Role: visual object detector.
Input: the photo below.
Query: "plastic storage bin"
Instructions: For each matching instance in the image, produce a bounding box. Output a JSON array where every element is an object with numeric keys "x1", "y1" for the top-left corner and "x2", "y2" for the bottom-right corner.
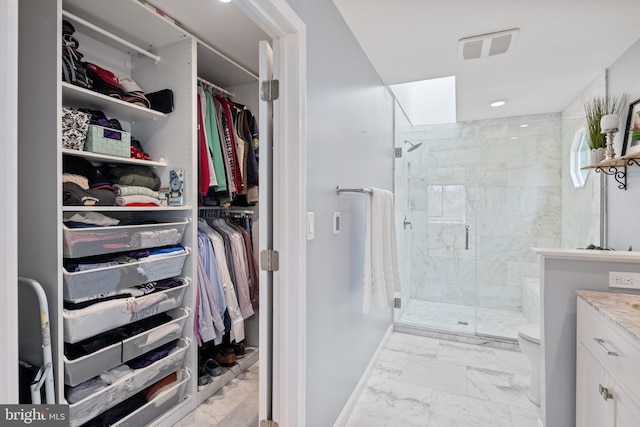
[
  {"x1": 112, "y1": 369, "x2": 190, "y2": 427},
  {"x1": 84, "y1": 124, "x2": 131, "y2": 157},
  {"x1": 63, "y1": 281, "x2": 188, "y2": 344},
  {"x1": 68, "y1": 339, "x2": 189, "y2": 427},
  {"x1": 63, "y1": 248, "x2": 190, "y2": 301},
  {"x1": 64, "y1": 307, "x2": 189, "y2": 386},
  {"x1": 63, "y1": 220, "x2": 189, "y2": 258}
]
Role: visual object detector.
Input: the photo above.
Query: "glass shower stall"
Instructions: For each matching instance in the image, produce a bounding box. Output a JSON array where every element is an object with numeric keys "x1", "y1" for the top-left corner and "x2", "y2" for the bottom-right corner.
[{"x1": 394, "y1": 113, "x2": 562, "y2": 340}]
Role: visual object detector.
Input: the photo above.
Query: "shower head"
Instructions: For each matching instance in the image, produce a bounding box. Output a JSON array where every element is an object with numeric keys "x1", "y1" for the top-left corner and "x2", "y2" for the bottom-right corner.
[{"x1": 404, "y1": 140, "x2": 422, "y2": 152}]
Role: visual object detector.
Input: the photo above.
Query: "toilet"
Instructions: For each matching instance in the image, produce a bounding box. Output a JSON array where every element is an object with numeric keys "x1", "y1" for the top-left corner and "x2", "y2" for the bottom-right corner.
[{"x1": 517, "y1": 323, "x2": 541, "y2": 406}]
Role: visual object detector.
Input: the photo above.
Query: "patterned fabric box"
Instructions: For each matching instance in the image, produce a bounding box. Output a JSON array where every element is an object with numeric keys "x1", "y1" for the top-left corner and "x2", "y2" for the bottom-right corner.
[
  {"x1": 84, "y1": 124, "x2": 131, "y2": 157},
  {"x1": 62, "y1": 107, "x2": 91, "y2": 150}
]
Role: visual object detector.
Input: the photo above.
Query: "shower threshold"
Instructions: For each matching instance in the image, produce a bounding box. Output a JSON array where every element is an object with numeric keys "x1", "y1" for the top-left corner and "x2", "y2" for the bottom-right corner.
[
  {"x1": 393, "y1": 322, "x2": 520, "y2": 351},
  {"x1": 394, "y1": 299, "x2": 527, "y2": 350}
]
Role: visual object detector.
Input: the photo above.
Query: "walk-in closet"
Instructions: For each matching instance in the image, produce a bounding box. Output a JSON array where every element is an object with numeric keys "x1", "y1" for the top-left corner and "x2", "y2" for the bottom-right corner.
[{"x1": 16, "y1": 0, "x2": 306, "y2": 425}]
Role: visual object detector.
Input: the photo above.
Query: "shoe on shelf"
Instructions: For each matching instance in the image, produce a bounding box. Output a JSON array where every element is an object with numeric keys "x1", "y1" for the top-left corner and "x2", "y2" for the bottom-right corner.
[
  {"x1": 198, "y1": 365, "x2": 210, "y2": 386},
  {"x1": 204, "y1": 358, "x2": 222, "y2": 377},
  {"x1": 234, "y1": 342, "x2": 245, "y2": 359},
  {"x1": 213, "y1": 347, "x2": 236, "y2": 367}
]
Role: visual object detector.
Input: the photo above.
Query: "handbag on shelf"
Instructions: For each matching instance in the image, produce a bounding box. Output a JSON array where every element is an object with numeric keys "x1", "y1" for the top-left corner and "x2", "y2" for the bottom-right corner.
[{"x1": 146, "y1": 89, "x2": 174, "y2": 113}]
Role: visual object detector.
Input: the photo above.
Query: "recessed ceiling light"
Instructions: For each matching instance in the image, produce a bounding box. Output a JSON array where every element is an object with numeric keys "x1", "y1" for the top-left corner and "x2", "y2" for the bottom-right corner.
[
  {"x1": 219, "y1": 0, "x2": 231, "y2": 3},
  {"x1": 510, "y1": 136, "x2": 518, "y2": 140},
  {"x1": 520, "y1": 124, "x2": 529, "y2": 128},
  {"x1": 490, "y1": 99, "x2": 508, "y2": 107}
]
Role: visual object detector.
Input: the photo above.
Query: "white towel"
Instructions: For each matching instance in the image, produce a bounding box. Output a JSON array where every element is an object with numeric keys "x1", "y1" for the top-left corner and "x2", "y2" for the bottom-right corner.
[{"x1": 363, "y1": 188, "x2": 401, "y2": 312}]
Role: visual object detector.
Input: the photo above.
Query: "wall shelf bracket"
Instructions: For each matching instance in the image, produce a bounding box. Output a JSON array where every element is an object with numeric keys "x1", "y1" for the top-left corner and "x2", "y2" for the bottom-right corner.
[{"x1": 595, "y1": 165, "x2": 627, "y2": 190}]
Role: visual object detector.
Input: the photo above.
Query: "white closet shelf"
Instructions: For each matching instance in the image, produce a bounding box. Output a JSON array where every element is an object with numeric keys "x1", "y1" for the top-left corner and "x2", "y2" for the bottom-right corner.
[
  {"x1": 63, "y1": 0, "x2": 189, "y2": 52},
  {"x1": 62, "y1": 147, "x2": 167, "y2": 167},
  {"x1": 196, "y1": 347, "x2": 259, "y2": 405},
  {"x1": 62, "y1": 83, "x2": 165, "y2": 122},
  {"x1": 63, "y1": 206, "x2": 193, "y2": 212}
]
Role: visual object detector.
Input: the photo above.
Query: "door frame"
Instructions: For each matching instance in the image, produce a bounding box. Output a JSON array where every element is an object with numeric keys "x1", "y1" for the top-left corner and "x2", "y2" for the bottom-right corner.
[
  {"x1": 235, "y1": 1, "x2": 307, "y2": 426},
  {"x1": 0, "y1": 0, "x2": 20, "y2": 404}
]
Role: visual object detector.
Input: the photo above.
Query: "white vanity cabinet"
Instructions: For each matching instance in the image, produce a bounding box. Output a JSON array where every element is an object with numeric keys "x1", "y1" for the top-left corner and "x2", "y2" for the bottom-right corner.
[{"x1": 576, "y1": 293, "x2": 640, "y2": 427}]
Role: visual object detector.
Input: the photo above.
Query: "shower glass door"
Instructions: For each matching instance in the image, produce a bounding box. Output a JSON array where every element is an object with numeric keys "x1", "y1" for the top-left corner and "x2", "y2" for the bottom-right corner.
[
  {"x1": 394, "y1": 123, "x2": 479, "y2": 336},
  {"x1": 395, "y1": 114, "x2": 561, "y2": 340}
]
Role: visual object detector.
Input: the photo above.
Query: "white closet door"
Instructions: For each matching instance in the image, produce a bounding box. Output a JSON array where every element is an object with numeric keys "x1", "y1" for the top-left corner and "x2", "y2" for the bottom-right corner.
[{"x1": 258, "y1": 39, "x2": 275, "y2": 424}]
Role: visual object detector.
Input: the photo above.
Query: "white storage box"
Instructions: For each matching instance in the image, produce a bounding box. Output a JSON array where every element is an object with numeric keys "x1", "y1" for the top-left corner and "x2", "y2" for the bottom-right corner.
[
  {"x1": 63, "y1": 220, "x2": 189, "y2": 258},
  {"x1": 63, "y1": 248, "x2": 190, "y2": 301},
  {"x1": 64, "y1": 307, "x2": 189, "y2": 387},
  {"x1": 112, "y1": 369, "x2": 190, "y2": 427},
  {"x1": 68, "y1": 339, "x2": 189, "y2": 427},
  {"x1": 63, "y1": 281, "x2": 188, "y2": 344}
]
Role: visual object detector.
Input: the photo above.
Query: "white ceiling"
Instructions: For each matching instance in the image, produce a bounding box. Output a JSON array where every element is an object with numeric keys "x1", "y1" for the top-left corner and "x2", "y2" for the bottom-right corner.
[
  {"x1": 145, "y1": 0, "x2": 268, "y2": 82},
  {"x1": 332, "y1": 0, "x2": 640, "y2": 123},
  {"x1": 145, "y1": 0, "x2": 640, "y2": 124}
]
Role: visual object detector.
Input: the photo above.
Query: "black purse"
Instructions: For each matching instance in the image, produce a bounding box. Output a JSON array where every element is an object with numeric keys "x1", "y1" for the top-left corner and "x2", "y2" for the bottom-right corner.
[{"x1": 146, "y1": 89, "x2": 174, "y2": 113}]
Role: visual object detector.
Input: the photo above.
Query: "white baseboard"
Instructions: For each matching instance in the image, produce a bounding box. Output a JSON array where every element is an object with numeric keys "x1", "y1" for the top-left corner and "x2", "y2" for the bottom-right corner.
[{"x1": 333, "y1": 324, "x2": 394, "y2": 427}]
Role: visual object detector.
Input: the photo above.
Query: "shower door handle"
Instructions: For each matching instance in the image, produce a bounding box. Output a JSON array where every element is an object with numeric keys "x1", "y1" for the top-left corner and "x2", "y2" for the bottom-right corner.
[{"x1": 465, "y1": 225, "x2": 470, "y2": 250}]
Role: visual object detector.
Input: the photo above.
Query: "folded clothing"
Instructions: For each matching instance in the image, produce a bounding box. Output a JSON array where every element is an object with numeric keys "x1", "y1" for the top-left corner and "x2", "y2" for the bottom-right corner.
[
  {"x1": 63, "y1": 182, "x2": 115, "y2": 206},
  {"x1": 143, "y1": 372, "x2": 177, "y2": 401},
  {"x1": 107, "y1": 165, "x2": 161, "y2": 191},
  {"x1": 66, "y1": 212, "x2": 120, "y2": 227},
  {"x1": 62, "y1": 173, "x2": 89, "y2": 190},
  {"x1": 126, "y1": 340, "x2": 178, "y2": 369},
  {"x1": 66, "y1": 377, "x2": 106, "y2": 403},
  {"x1": 64, "y1": 312, "x2": 172, "y2": 360},
  {"x1": 114, "y1": 184, "x2": 160, "y2": 198},
  {"x1": 81, "y1": 392, "x2": 147, "y2": 426},
  {"x1": 115, "y1": 195, "x2": 161, "y2": 206},
  {"x1": 119, "y1": 77, "x2": 151, "y2": 109},
  {"x1": 100, "y1": 365, "x2": 133, "y2": 385}
]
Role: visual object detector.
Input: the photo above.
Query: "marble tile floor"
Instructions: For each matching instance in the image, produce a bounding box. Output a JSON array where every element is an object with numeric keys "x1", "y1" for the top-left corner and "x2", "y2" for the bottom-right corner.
[
  {"x1": 171, "y1": 332, "x2": 538, "y2": 427},
  {"x1": 172, "y1": 361, "x2": 259, "y2": 427},
  {"x1": 345, "y1": 332, "x2": 540, "y2": 427},
  {"x1": 397, "y1": 299, "x2": 529, "y2": 340}
]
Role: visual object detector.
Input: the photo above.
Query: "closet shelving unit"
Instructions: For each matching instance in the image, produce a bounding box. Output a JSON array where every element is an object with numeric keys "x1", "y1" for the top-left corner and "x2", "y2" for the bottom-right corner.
[
  {"x1": 192, "y1": 37, "x2": 261, "y2": 405},
  {"x1": 18, "y1": 0, "x2": 262, "y2": 425},
  {"x1": 19, "y1": 0, "x2": 198, "y2": 425}
]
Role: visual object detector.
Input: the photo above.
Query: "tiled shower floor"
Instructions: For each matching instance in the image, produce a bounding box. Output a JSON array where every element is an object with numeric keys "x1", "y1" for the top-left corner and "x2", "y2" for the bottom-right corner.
[{"x1": 397, "y1": 299, "x2": 529, "y2": 340}]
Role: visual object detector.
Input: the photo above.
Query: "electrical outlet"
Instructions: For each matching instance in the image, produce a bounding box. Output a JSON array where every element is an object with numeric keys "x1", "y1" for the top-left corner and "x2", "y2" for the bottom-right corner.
[{"x1": 609, "y1": 271, "x2": 640, "y2": 289}]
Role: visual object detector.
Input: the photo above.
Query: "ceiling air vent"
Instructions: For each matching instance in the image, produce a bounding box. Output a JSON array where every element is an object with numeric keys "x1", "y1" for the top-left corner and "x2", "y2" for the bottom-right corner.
[{"x1": 458, "y1": 28, "x2": 519, "y2": 61}]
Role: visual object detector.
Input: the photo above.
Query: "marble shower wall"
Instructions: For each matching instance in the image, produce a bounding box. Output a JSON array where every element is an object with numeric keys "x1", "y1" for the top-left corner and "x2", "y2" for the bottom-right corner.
[{"x1": 402, "y1": 114, "x2": 562, "y2": 311}]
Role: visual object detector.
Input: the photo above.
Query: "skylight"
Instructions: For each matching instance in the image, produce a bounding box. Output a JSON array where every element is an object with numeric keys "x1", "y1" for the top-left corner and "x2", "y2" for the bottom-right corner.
[{"x1": 390, "y1": 76, "x2": 456, "y2": 127}]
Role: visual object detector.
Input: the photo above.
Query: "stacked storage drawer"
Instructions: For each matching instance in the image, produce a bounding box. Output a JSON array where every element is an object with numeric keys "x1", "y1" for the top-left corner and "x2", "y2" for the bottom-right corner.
[{"x1": 62, "y1": 214, "x2": 191, "y2": 425}]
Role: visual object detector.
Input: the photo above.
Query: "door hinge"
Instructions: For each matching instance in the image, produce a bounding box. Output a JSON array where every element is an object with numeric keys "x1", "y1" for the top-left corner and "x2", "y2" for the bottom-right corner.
[
  {"x1": 260, "y1": 249, "x2": 280, "y2": 272},
  {"x1": 261, "y1": 79, "x2": 280, "y2": 101},
  {"x1": 260, "y1": 420, "x2": 279, "y2": 427},
  {"x1": 394, "y1": 297, "x2": 402, "y2": 309}
]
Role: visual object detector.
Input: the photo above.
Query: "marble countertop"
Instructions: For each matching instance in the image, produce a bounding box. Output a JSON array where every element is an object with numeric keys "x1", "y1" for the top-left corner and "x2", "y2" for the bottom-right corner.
[
  {"x1": 577, "y1": 290, "x2": 640, "y2": 343},
  {"x1": 534, "y1": 248, "x2": 640, "y2": 262}
]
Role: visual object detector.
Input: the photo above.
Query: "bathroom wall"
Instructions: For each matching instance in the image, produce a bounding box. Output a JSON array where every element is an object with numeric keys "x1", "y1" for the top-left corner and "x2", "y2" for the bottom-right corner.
[
  {"x1": 284, "y1": 0, "x2": 395, "y2": 426},
  {"x1": 561, "y1": 73, "x2": 605, "y2": 250},
  {"x1": 607, "y1": 37, "x2": 640, "y2": 250},
  {"x1": 406, "y1": 114, "x2": 562, "y2": 312}
]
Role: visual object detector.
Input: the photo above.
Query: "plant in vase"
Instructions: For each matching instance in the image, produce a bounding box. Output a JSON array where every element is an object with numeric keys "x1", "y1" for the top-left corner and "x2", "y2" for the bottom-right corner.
[{"x1": 584, "y1": 94, "x2": 627, "y2": 164}]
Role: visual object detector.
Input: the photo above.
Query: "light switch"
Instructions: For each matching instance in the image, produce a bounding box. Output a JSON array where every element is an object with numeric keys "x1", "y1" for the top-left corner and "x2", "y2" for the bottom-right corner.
[
  {"x1": 307, "y1": 212, "x2": 315, "y2": 240},
  {"x1": 333, "y1": 212, "x2": 341, "y2": 235}
]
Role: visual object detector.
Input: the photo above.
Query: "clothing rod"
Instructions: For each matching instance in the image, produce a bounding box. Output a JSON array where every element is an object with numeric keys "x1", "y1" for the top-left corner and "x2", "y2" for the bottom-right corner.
[
  {"x1": 198, "y1": 206, "x2": 255, "y2": 215},
  {"x1": 336, "y1": 186, "x2": 372, "y2": 194},
  {"x1": 62, "y1": 10, "x2": 161, "y2": 63},
  {"x1": 197, "y1": 76, "x2": 234, "y2": 98}
]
